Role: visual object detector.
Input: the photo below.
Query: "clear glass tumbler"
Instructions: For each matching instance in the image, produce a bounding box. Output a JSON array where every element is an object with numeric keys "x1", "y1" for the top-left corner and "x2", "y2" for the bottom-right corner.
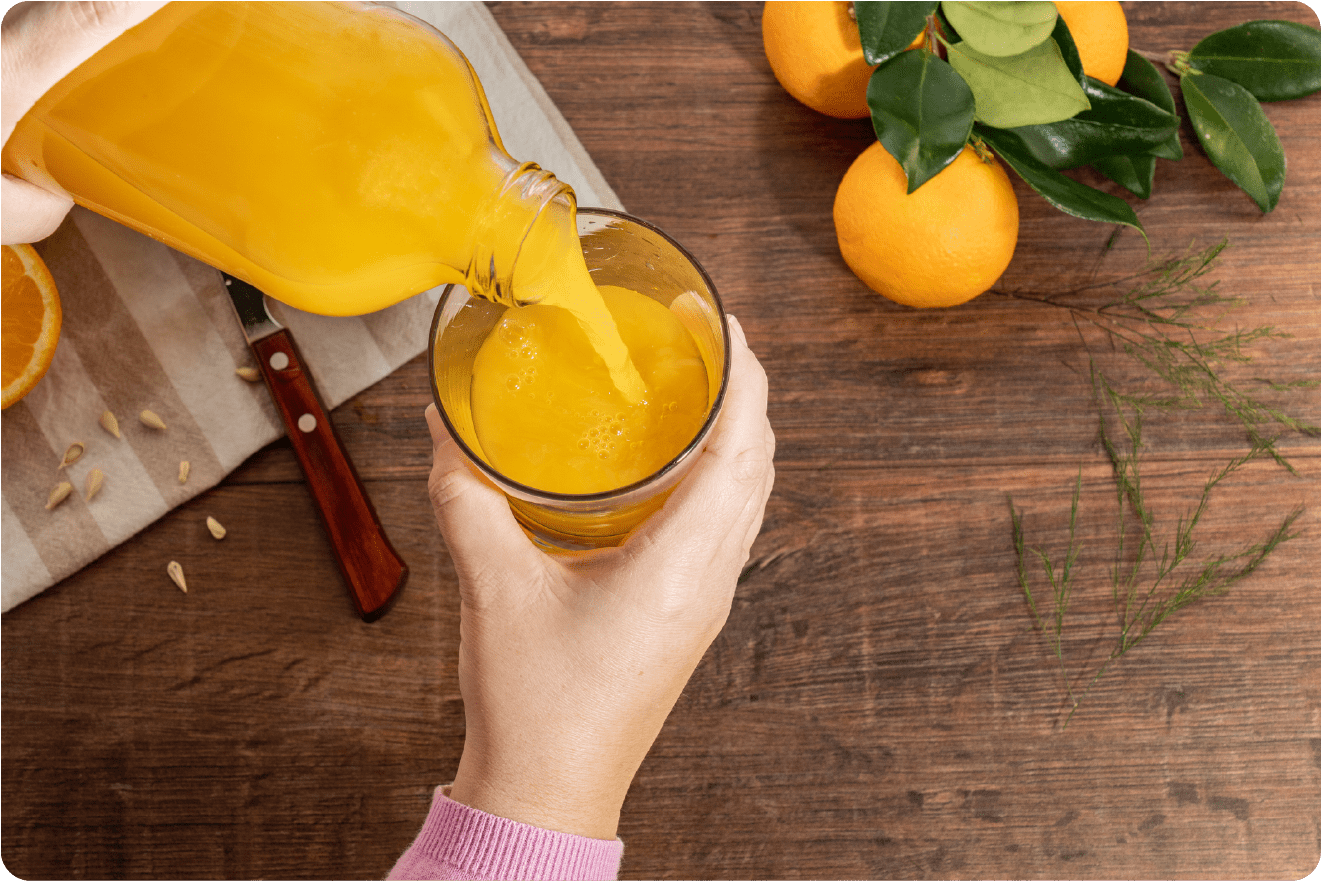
[{"x1": 429, "y1": 208, "x2": 730, "y2": 551}]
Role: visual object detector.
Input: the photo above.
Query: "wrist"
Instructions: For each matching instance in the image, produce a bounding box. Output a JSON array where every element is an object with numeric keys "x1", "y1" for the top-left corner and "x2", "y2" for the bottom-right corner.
[{"x1": 449, "y1": 750, "x2": 627, "y2": 840}]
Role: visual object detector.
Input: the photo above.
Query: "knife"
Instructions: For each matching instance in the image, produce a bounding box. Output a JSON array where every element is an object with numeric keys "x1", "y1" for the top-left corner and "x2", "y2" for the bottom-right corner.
[{"x1": 222, "y1": 272, "x2": 407, "y2": 621}]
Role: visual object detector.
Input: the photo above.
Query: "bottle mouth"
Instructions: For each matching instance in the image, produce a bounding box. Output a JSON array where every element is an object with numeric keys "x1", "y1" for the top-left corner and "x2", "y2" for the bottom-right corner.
[
  {"x1": 467, "y1": 161, "x2": 577, "y2": 306},
  {"x1": 504, "y1": 162, "x2": 577, "y2": 307},
  {"x1": 502, "y1": 161, "x2": 574, "y2": 208}
]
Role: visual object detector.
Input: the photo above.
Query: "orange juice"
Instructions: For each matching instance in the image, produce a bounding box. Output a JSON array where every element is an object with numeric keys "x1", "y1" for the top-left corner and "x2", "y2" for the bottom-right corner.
[
  {"x1": 2, "y1": 1, "x2": 645, "y2": 398},
  {"x1": 471, "y1": 285, "x2": 710, "y2": 494}
]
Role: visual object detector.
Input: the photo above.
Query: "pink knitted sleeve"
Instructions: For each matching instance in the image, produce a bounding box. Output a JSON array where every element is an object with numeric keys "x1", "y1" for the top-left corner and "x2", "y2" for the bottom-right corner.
[{"x1": 387, "y1": 787, "x2": 624, "y2": 881}]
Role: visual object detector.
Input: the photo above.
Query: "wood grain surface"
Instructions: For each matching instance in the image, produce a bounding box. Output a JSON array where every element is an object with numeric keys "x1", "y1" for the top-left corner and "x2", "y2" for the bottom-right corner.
[{"x1": 3, "y1": 3, "x2": 1319, "y2": 879}]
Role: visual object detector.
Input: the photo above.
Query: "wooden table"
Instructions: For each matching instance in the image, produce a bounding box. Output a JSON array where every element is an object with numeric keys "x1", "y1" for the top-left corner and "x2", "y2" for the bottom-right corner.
[{"x1": 4, "y1": 3, "x2": 1319, "y2": 878}]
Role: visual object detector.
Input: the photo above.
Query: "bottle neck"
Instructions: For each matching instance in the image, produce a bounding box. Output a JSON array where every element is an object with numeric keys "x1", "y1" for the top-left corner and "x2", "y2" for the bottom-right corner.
[{"x1": 467, "y1": 161, "x2": 577, "y2": 307}]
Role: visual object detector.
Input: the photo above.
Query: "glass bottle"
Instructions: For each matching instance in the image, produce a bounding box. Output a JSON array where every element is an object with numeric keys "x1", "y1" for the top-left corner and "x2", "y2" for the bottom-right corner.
[{"x1": 1, "y1": 1, "x2": 579, "y2": 316}]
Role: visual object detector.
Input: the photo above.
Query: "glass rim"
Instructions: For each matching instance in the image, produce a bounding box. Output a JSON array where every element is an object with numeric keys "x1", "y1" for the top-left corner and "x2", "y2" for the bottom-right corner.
[{"x1": 427, "y1": 206, "x2": 732, "y2": 504}]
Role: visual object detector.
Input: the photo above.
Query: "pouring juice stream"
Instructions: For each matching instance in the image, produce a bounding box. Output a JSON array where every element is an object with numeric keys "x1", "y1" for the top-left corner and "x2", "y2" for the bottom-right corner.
[{"x1": 2, "y1": 1, "x2": 719, "y2": 488}]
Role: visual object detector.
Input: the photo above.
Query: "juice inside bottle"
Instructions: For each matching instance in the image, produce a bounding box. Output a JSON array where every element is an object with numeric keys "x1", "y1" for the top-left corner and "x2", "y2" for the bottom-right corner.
[{"x1": 2, "y1": 1, "x2": 646, "y2": 399}]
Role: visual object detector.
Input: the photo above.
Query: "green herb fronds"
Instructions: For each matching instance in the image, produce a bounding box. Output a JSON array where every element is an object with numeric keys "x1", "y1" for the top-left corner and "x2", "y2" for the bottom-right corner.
[{"x1": 1001, "y1": 242, "x2": 1315, "y2": 727}]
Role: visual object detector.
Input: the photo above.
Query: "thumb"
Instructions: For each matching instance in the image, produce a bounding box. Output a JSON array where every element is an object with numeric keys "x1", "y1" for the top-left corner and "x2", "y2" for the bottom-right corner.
[
  {"x1": 424, "y1": 404, "x2": 540, "y2": 584},
  {"x1": 1, "y1": 174, "x2": 72, "y2": 244}
]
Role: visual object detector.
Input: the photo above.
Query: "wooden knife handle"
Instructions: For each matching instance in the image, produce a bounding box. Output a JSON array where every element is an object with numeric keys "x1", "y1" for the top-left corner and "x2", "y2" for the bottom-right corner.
[{"x1": 251, "y1": 329, "x2": 407, "y2": 621}]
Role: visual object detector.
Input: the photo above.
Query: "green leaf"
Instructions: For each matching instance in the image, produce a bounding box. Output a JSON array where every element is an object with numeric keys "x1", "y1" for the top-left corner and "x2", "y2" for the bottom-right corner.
[
  {"x1": 855, "y1": 1, "x2": 938, "y2": 66},
  {"x1": 1181, "y1": 72, "x2": 1286, "y2": 212},
  {"x1": 1050, "y1": 13, "x2": 1085, "y2": 84},
  {"x1": 1092, "y1": 153, "x2": 1157, "y2": 199},
  {"x1": 1007, "y1": 78, "x2": 1179, "y2": 169},
  {"x1": 941, "y1": 1, "x2": 1057, "y2": 57},
  {"x1": 946, "y1": 38, "x2": 1090, "y2": 128},
  {"x1": 1188, "y1": 20, "x2": 1321, "y2": 102},
  {"x1": 1116, "y1": 50, "x2": 1182, "y2": 160},
  {"x1": 1074, "y1": 52, "x2": 1178, "y2": 198},
  {"x1": 977, "y1": 124, "x2": 1145, "y2": 238},
  {"x1": 868, "y1": 49, "x2": 975, "y2": 192},
  {"x1": 1119, "y1": 51, "x2": 1177, "y2": 114}
]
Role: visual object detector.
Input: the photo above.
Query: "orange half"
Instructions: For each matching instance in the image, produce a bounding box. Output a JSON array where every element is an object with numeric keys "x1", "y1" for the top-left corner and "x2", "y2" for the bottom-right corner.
[{"x1": 2, "y1": 243, "x2": 63, "y2": 409}]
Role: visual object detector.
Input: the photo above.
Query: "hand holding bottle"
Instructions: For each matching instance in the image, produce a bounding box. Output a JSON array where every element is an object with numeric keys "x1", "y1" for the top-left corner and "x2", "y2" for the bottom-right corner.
[
  {"x1": 425, "y1": 316, "x2": 774, "y2": 840},
  {"x1": 2, "y1": 1, "x2": 165, "y2": 243}
]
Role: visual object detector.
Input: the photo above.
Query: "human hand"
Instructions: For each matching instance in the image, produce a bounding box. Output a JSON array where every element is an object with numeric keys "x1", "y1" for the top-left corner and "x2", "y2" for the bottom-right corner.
[
  {"x1": 425, "y1": 315, "x2": 774, "y2": 840},
  {"x1": 1, "y1": 1, "x2": 165, "y2": 244}
]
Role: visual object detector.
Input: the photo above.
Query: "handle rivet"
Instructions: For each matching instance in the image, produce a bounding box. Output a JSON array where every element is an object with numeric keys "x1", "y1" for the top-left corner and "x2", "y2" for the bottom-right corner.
[
  {"x1": 298, "y1": 413, "x2": 317, "y2": 433},
  {"x1": 269, "y1": 351, "x2": 290, "y2": 370}
]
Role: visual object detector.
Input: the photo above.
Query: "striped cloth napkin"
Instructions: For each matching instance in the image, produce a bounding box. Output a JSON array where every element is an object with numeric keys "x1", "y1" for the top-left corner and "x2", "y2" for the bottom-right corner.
[{"x1": 1, "y1": 1, "x2": 623, "y2": 612}]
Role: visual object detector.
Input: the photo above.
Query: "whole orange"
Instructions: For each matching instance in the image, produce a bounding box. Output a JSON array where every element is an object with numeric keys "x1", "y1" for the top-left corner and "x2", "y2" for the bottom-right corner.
[
  {"x1": 833, "y1": 143, "x2": 1019, "y2": 308},
  {"x1": 762, "y1": 1, "x2": 875, "y2": 119},
  {"x1": 1054, "y1": 1, "x2": 1129, "y2": 87}
]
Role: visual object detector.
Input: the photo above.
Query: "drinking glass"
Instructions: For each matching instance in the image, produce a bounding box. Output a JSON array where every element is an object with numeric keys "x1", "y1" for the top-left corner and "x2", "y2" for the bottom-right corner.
[{"x1": 429, "y1": 208, "x2": 730, "y2": 551}]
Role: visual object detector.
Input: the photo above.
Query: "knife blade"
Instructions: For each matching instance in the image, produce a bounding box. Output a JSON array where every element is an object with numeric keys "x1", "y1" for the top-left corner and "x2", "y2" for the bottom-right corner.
[{"x1": 222, "y1": 273, "x2": 407, "y2": 621}]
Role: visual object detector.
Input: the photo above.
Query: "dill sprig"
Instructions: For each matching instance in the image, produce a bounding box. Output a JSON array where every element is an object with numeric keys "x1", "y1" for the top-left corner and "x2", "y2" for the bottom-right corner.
[
  {"x1": 1011, "y1": 468, "x2": 1083, "y2": 708},
  {"x1": 1000, "y1": 241, "x2": 1316, "y2": 727}
]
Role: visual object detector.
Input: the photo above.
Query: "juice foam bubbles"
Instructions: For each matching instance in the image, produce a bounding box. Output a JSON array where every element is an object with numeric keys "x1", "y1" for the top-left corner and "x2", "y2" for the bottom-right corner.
[{"x1": 470, "y1": 285, "x2": 710, "y2": 494}]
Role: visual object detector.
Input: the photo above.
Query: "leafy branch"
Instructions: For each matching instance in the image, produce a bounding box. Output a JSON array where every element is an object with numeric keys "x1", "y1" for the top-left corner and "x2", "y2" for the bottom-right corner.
[
  {"x1": 854, "y1": 2, "x2": 1321, "y2": 227},
  {"x1": 1001, "y1": 242, "x2": 1317, "y2": 726}
]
